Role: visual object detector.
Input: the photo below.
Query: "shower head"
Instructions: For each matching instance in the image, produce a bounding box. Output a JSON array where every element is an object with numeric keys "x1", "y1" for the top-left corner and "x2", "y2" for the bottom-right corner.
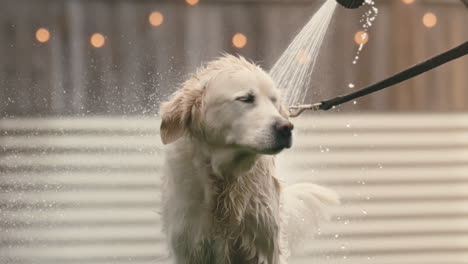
[{"x1": 336, "y1": 0, "x2": 365, "y2": 9}]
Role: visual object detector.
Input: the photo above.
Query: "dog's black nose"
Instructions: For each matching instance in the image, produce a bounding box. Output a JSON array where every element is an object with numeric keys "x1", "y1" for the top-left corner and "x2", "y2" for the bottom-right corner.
[{"x1": 274, "y1": 120, "x2": 294, "y2": 137}]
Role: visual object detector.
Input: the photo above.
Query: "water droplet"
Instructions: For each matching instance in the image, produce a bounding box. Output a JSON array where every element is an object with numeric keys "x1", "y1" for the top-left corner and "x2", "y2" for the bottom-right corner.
[
  {"x1": 344, "y1": 220, "x2": 350, "y2": 225},
  {"x1": 346, "y1": 124, "x2": 350, "y2": 128},
  {"x1": 334, "y1": 234, "x2": 340, "y2": 238},
  {"x1": 353, "y1": 100, "x2": 357, "y2": 104},
  {"x1": 348, "y1": 83, "x2": 355, "y2": 88},
  {"x1": 362, "y1": 209, "x2": 368, "y2": 215}
]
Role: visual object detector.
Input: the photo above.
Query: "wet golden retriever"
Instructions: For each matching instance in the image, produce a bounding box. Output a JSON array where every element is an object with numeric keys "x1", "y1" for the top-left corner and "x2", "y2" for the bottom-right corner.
[{"x1": 160, "y1": 54, "x2": 338, "y2": 264}]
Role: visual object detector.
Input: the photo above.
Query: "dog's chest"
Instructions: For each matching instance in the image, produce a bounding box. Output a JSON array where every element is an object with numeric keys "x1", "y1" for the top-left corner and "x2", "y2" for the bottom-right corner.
[{"x1": 212, "y1": 172, "x2": 281, "y2": 263}]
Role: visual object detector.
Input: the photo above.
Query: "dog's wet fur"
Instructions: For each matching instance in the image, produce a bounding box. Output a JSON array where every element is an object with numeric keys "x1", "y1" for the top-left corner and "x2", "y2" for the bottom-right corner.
[{"x1": 160, "y1": 54, "x2": 339, "y2": 264}]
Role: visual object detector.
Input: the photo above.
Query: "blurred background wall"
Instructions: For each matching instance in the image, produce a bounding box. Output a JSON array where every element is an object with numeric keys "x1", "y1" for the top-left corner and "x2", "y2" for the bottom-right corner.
[
  {"x1": 0, "y1": 0, "x2": 468, "y2": 264},
  {"x1": 0, "y1": 0, "x2": 467, "y2": 116}
]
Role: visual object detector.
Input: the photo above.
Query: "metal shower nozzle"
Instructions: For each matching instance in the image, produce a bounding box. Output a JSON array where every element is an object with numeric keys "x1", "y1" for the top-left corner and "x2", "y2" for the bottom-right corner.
[{"x1": 336, "y1": 0, "x2": 365, "y2": 9}]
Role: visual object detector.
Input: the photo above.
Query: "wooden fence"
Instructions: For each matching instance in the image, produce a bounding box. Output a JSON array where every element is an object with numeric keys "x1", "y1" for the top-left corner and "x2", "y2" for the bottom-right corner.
[{"x1": 0, "y1": 0, "x2": 467, "y2": 116}]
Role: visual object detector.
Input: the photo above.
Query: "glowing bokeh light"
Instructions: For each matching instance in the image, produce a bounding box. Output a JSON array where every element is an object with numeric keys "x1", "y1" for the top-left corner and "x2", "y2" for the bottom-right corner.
[
  {"x1": 422, "y1": 12, "x2": 437, "y2": 28},
  {"x1": 232, "y1": 33, "x2": 247, "y2": 49},
  {"x1": 149, "y1": 11, "x2": 164, "y2": 27},
  {"x1": 90, "y1": 33, "x2": 106, "y2": 48},
  {"x1": 186, "y1": 0, "x2": 199, "y2": 6},
  {"x1": 36, "y1": 28, "x2": 50, "y2": 43},
  {"x1": 402, "y1": 0, "x2": 414, "y2": 4},
  {"x1": 354, "y1": 30, "x2": 369, "y2": 45},
  {"x1": 295, "y1": 50, "x2": 311, "y2": 64}
]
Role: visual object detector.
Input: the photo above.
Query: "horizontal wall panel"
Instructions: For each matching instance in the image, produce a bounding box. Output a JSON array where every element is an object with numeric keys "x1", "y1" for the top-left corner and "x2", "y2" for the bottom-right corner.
[{"x1": 1, "y1": 114, "x2": 467, "y2": 264}]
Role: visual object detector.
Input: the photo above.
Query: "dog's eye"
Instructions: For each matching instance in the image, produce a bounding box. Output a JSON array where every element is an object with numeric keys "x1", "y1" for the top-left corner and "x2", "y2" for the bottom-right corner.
[{"x1": 236, "y1": 94, "x2": 255, "y2": 103}]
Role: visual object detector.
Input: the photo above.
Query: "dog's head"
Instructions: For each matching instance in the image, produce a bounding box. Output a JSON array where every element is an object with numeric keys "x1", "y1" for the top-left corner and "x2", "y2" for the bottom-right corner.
[{"x1": 160, "y1": 55, "x2": 293, "y2": 155}]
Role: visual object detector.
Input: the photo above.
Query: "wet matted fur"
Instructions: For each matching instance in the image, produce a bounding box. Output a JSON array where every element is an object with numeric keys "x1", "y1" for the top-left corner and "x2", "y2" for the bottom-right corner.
[{"x1": 159, "y1": 54, "x2": 339, "y2": 264}]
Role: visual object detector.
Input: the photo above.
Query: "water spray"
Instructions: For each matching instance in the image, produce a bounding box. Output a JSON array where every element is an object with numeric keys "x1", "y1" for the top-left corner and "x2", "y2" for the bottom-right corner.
[
  {"x1": 289, "y1": 41, "x2": 468, "y2": 117},
  {"x1": 270, "y1": 0, "x2": 369, "y2": 108}
]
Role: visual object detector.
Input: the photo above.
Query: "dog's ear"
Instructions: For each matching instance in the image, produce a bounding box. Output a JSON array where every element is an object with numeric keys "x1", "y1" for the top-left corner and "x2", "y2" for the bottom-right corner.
[
  {"x1": 160, "y1": 92, "x2": 186, "y2": 145},
  {"x1": 160, "y1": 80, "x2": 204, "y2": 145}
]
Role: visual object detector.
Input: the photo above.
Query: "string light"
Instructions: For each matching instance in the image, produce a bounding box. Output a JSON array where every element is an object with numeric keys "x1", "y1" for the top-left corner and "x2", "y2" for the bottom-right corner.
[
  {"x1": 186, "y1": 0, "x2": 199, "y2": 5},
  {"x1": 422, "y1": 12, "x2": 437, "y2": 28},
  {"x1": 232, "y1": 33, "x2": 247, "y2": 49},
  {"x1": 354, "y1": 30, "x2": 369, "y2": 45},
  {"x1": 401, "y1": 0, "x2": 414, "y2": 4},
  {"x1": 149, "y1": 11, "x2": 164, "y2": 27},
  {"x1": 36, "y1": 28, "x2": 50, "y2": 43},
  {"x1": 296, "y1": 50, "x2": 311, "y2": 64},
  {"x1": 90, "y1": 33, "x2": 105, "y2": 48}
]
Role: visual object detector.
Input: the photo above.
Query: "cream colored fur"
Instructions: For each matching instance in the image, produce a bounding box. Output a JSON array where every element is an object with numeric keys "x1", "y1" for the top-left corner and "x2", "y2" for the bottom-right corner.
[{"x1": 159, "y1": 54, "x2": 339, "y2": 264}]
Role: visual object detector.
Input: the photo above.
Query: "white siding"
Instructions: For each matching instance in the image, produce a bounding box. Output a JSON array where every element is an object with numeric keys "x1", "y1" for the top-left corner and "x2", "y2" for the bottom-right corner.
[{"x1": 1, "y1": 114, "x2": 468, "y2": 264}]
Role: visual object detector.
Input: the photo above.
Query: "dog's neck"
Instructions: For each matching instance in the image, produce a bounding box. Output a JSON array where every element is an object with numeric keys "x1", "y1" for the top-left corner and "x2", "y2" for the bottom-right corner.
[
  {"x1": 193, "y1": 139, "x2": 260, "y2": 180},
  {"x1": 168, "y1": 136, "x2": 281, "y2": 248},
  {"x1": 188, "y1": 137, "x2": 280, "y2": 238}
]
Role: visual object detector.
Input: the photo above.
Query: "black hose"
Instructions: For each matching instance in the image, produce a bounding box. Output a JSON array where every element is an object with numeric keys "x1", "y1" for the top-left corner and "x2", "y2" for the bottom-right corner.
[{"x1": 318, "y1": 41, "x2": 468, "y2": 111}]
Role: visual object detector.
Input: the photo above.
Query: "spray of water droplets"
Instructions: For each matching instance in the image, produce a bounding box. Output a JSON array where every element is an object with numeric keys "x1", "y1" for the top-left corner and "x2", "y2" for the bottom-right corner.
[
  {"x1": 352, "y1": 0, "x2": 379, "y2": 65},
  {"x1": 270, "y1": 0, "x2": 337, "y2": 106},
  {"x1": 348, "y1": 0, "x2": 379, "y2": 106}
]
